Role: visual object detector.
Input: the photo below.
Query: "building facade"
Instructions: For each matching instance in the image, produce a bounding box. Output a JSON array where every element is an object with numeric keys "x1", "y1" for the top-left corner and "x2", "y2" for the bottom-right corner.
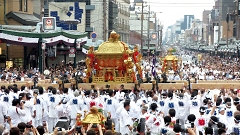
[
  {"x1": 0, "y1": 0, "x2": 39, "y2": 67},
  {"x1": 47, "y1": 0, "x2": 130, "y2": 43},
  {"x1": 202, "y1": 10, "x2": 211, "y2": 25},
  {"x1": 182, "y1": 15, "x2": 195, "y2": 30}
]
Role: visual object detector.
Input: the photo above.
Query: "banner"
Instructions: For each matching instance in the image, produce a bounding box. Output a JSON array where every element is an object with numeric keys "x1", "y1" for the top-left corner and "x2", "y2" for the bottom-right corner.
[
  {"x1": 1, "y1": 33, "x2": 39, "y2": 43},
  {"x1": 43, "y1": 35, "x2": 88, "y2": 44}
]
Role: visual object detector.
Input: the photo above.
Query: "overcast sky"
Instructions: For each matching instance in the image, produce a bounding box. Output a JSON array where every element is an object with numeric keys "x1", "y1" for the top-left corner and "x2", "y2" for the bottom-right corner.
[{"x1": 131, "y1": 0, "x2": 215, "y2": 29}]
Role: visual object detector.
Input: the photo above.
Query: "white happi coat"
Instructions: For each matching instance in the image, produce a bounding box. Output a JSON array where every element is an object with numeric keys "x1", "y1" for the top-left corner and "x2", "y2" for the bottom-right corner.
[{"x1": 120, "y1": 108, "x2": 131, "y2": 135}]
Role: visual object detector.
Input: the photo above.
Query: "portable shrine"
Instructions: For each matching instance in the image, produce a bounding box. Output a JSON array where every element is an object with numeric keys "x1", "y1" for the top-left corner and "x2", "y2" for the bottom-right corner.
[
  {"x1": 85, "y1": 31, "x2": 142, "y2": 83},
  {"x1": 160, "y1": 48, "x2": 180, "y2": 73}
]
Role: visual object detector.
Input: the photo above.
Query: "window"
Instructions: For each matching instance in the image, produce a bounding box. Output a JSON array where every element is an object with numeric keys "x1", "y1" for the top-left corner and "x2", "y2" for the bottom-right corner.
[
  {"x1": 24, "y1": 0, "x2": 28, "y2": 12},
  {"x1": 19, "y1": 0, "x2": 22, "y2": 11}
]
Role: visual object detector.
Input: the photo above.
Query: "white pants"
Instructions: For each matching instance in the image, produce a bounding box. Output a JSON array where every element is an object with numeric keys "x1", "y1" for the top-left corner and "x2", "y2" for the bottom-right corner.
[
  {"x1": 112, "y1": 118, "x2": 119, "y2": 132},
  {"x1": 42, "y1": 116, "x2": 48, "y2": 122},
  {"x1": 34, "y1": 119, "x2": 42, "y2": 127},
  {"x1": 48, "y1": 117, "x2": 57, "y2": 133},
  {"x1": 70, "y1": 118, "x2": 76, "y2": 128}
]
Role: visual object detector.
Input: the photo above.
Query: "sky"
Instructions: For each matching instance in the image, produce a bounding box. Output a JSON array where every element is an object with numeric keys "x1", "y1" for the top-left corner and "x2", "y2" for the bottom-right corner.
[{"x1": 131, "y1": 0, "x2": 215, "y2": 30}]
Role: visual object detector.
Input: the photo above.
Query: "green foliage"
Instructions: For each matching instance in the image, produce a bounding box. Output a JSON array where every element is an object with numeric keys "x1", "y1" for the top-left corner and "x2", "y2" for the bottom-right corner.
[{"x1": 98, "y1": 108, "x2": 103, "y2": 113}]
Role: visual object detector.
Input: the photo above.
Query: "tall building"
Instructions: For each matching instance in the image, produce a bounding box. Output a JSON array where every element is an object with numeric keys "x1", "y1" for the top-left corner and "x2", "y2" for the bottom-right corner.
[
  {"x1": 202, "y1": 10, "x2": 211, "y2": 25},
  {"x1": 182, "y1": 15, "x2": 195, "y2": 30},
  {"x1": 218, "y1": 0, "x2": 235, "y2": 21},
  {"x1": 110, "y1": 0, "x2": 130, "y2": 44}
]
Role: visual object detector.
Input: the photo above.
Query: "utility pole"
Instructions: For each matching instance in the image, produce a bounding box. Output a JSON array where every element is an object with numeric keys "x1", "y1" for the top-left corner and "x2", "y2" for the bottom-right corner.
[
  {"x1": 160, "y1": 25, "x2": 162, "y2": 49},
  {"x1": 207, "y1": 15, "x2": 209, "y2": 45},
  {"x1": 217, "y1": 0, "x2": 221, "y2": 43},
  {"x1": 237, "y1": 0, "x2": 239, "y2": 39},
  {"x1": 103, "y1": 0, "x2": 107, "y2": 41},
  {"x1": 147, "y1": 4, "x2": 150, "y2": 60},
  {"x1": 227, "y1": 7, "x2": 229, "y2": 47},
  {"x1": 140, "y1": 1, "x2": 144, "y2": 53},
  {"x1": 158, "y1": 24, "x2": 160, "y2": 51}
]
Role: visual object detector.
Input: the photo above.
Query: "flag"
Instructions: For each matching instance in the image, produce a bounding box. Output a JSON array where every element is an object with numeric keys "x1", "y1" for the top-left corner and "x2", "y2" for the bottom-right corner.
[{"x1": 151, "y1": 51, "x2": 156, "y2": 77}]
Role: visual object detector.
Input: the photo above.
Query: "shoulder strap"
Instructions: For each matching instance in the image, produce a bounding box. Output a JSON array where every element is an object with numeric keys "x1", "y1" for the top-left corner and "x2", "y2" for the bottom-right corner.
[{"x1": 16, "y1": 107, "x2": 19, "y2": 114}]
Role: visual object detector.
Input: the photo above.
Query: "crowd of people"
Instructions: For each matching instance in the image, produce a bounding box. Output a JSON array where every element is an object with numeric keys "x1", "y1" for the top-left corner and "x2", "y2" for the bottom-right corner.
[{"x1": 0, "y1": 48, "x2": 239, "y2": 135}]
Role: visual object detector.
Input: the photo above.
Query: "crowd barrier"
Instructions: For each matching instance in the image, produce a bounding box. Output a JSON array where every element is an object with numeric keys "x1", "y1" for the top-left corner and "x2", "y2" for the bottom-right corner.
[{"x1": 0, "y1": 79, "x2": 239, "y2": 90}]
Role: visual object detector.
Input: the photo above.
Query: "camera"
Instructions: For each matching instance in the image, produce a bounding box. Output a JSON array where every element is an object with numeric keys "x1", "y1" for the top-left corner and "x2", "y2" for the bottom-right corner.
[
  {"x1": 20, "y1": 100, "x2": 25, "y2": 104},
  {"x1": 4, "y1": 115, "x2": 8, "y2": 119},
  {"x1": 42, "y1": 121, "x2": 46, "y2": 126},
  {"x1": 57, "y1": 127, "x2": 62, "y2": 131},
  {"x1": 26, "y1": 124, "x2": 32, "y2": 128},
  {"x1": 92, "y1": 124, "x2": 97, "y2": 128}
]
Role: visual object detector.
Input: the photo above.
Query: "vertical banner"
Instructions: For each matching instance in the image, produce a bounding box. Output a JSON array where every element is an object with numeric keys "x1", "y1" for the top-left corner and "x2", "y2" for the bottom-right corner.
[{"x1": 42, "y1": 43, "x2": 46, "y2": 50}]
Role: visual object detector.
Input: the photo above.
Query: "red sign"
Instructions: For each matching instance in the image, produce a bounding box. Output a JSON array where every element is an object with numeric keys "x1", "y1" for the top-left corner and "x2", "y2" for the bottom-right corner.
[
  {"x1": 69, "y1": 48, "x2": 76, "y2": 54},
  {"x1": 46, "y1": 18, "x2": 53, "y2": 26}
]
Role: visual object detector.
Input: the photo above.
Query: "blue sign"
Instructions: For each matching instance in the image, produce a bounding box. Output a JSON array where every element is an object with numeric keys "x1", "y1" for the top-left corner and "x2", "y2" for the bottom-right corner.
[{"x1": 91, "y1": 33, "x2": 97, "y2": 38}]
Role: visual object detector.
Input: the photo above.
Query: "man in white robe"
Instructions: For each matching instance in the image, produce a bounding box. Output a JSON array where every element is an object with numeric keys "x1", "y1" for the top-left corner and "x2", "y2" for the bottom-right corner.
[
  {"x1": 69, "y1": 90, "x2": 83, "y2": 128},
  {"x1": 48, "y1": 88, "x2": 60, "y2": 133},
  {"x1": 104, "y1": 90, "x2": 119, "y2": 132},
  {"x1": 120, "y1": 101, "x2": 133, "y2": 135}
]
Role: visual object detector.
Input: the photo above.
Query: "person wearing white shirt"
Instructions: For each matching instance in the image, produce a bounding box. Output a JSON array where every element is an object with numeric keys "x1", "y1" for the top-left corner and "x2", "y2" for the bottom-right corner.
[
  {"x1": 7, "y1": 99, "x2": 26, "y2": 127},
  {"x1": 104, "y1": 90, "x2": 120, "y2": 132},
  {"x1": 55, "y1": 98, "x2": 71, "y2": 130},
  {"x1": 20, "y1": 93, "x2": 36, "y2": 124},
  {"x1": 43, "y1": 68, "x2": 50, "y2": 79},
  {"x1": 145, "y1": 103, "x2": 160, "y2": 135},
  {"x1": 189, "y1": 95, "x2": 201, "y2": 117},
  {"x1": 38, "y1": 87, "x2": 49, "y2": 124},
  {"x1": 1, "y1": 89, "x2": 13, "y2": 109},
  {"x1": 225, "y1": 102, "x2": 235, "y2": 133},
  {"x1": 217, "y1": 107, "x2": 228, "y2": 128},
  {"x1": 195, "y1": 107, "x2": 208, "y2": 134},
  {"x1": 178, "y1": 94, "x2": 189, "y2": 124},
  {"x1": 120, "y1": 101, "x2": 133, "y2": 135},
  {"x1": 163, "y1": 92, "x2": 179, "y2": 118},
  {"x1": 160, "y1": 116, "x2": 172, "y2": 134},
  {"x1": 34, "y1": 90, "x2": 44, "y2": 127},
  {"x1": 139, "y1": 105, "x2": 149, "y2": 119},
  {"x1": 232, "y1": 114, "x2": 240, "y2": 134},
  {"x1": 60, "y1": 88, "x2": 71, "y2": 103},
  {"x1": 0, "y1": 99, "x2": 7, "y2": 125},
  {"x1": 9, "y1": 87, "x2": 18, "y2": 99},
  {"x1": 48, "y1": 88, "x2": 60, "y2": 133},
  {"x1": 198, "y1": 69, "x2": 205, "y2": 80},
  {"x1": 69, "y1": 90, "x2": 83, "y2": 128}
]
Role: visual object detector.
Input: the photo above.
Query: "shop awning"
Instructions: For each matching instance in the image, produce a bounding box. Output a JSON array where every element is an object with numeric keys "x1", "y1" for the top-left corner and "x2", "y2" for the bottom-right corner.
[{"x1": 6, "y1": 11, "x2": 40, "y2": 26}]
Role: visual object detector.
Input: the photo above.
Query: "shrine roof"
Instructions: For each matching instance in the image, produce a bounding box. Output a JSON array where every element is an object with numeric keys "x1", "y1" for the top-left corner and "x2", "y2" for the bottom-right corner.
[{"x1": 95, "y1": 41, "x2": 133, "y2": 55}]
